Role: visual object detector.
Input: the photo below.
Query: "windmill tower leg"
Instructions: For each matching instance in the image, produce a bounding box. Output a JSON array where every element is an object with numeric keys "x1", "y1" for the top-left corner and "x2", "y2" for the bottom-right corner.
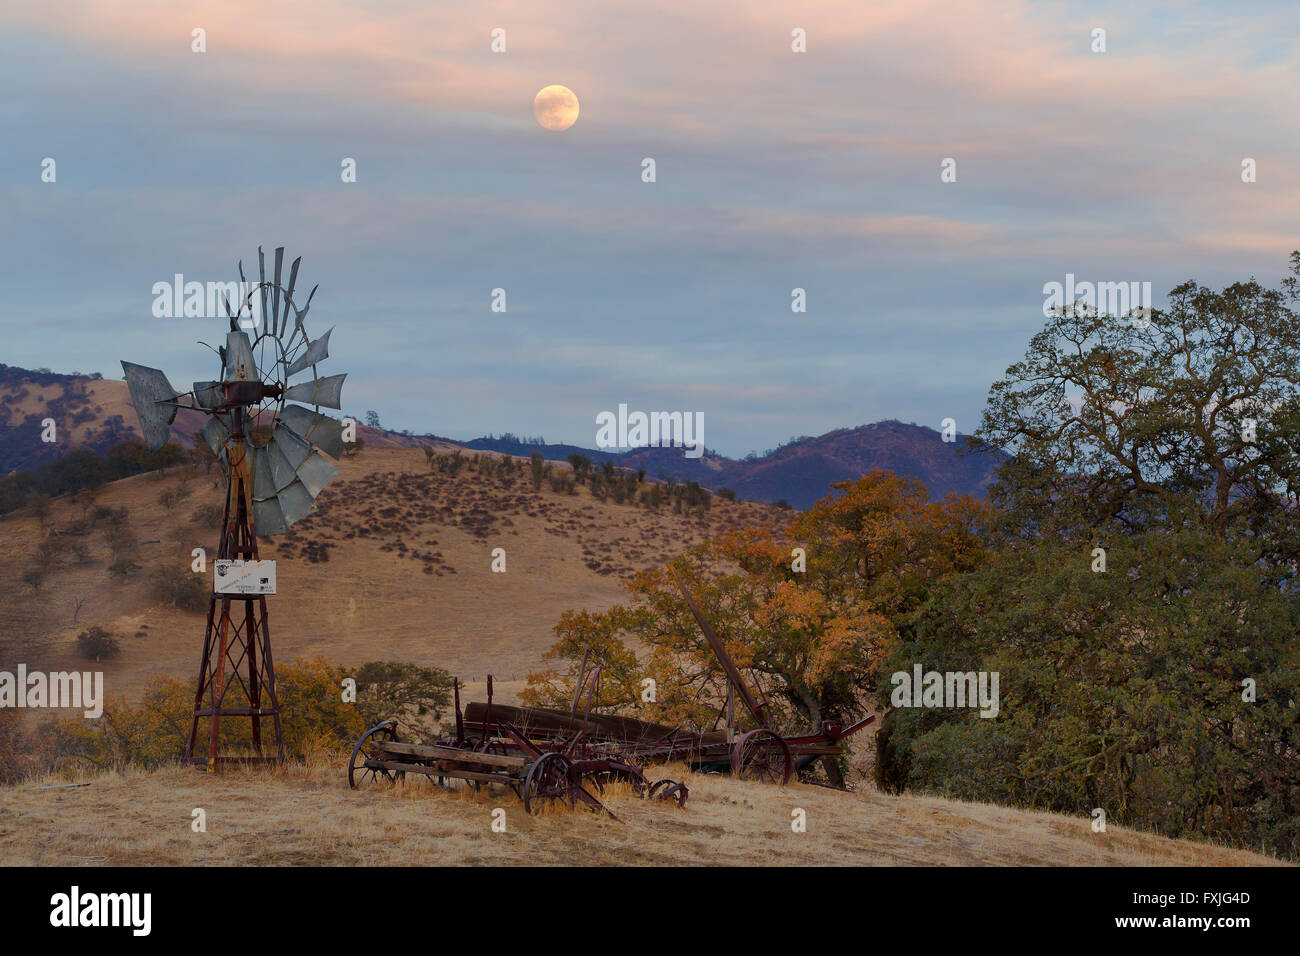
[{"x1": 186, "y1": 450, "x2": 284, "y2": 768}]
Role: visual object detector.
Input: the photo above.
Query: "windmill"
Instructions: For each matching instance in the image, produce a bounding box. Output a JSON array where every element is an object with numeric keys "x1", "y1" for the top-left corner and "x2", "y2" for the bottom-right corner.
[{"x1": 121, "y1": 247, "x2": 347, "y2": 768}]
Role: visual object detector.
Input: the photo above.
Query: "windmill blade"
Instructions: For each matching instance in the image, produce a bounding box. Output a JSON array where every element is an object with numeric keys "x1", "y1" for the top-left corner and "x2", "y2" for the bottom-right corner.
[
  {"x1": 264, "y1": 438, "x2": 297, "y2": 492},
  {"x1": 281, "y1": 256, "x2": 301, "y2": 339},
  {"x1": 224, "y1": 331, "x2": 257, "y2": 382},
  {"x1": 120, "y1": 361, "x2": 179, "y2": 451},
  {"x1": 250, "y1": 446, "x2": 276, "y2": 501},
  {"x1": 257, "y1": 246, "x2": 268, "y2": 336},
  {"x1": 293, "y1": 284, "x2": 318, "y2": 339},
  {"x1": 220, "y1": 289, "x2": 239, "y2": 332},
  {"x1": 296, "y1": 451, "x2": 340, "y2": 497},
  {"x1": 253, "y1": 496, "x2": 288, "y2": 536},
  {"x1": 285, "y1": 327, "x2": 332, "y2": 377},
  {"x1": 271, "y1": 247, "x2": 284, "y2": 340},
  {"x1": 276, "y1": 479, "x2": 316, "y2": 526},
  {"x1": 202, "y1": 414, "x2": 230, "y2": 456},
  {"x1": 271, "y1": 421, "x2": 312, "y2": 470},
  {"x1": 192, "y1": 381, "x2": 223, "y2": 411},
  {"x1": 282, "y1": 373, "x2": 345, "y2": 410},
  {"x1": 278, "y1": 404, "x2": 345, "y2": 459}
]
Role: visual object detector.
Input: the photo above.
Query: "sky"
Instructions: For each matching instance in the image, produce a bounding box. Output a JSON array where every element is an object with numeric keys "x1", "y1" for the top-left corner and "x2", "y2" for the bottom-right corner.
[{"x1": 1, "y1": 0, "x2": 1298, "y2": 458}]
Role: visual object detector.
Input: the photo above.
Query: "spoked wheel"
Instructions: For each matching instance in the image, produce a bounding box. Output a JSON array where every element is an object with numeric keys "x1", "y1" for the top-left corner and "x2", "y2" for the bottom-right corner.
[
  {"x1": 588, "y1": 759, "x2": 647, "y2": 797},
  {"x1": 648, "y1": 778, "x2": 689, "y2": 807},
  {"x1": 730, "y1": 729, "x2": 793, "y2": 785},
  {"x1": 348, "y1": 720, "x2": 404, "y2": 789},
  {"x1": 522, "y1": 752, "x2": 572, "y2": 814},
  {"x1": 467, "y1": 738, "x2": 512, "y2": 791}
]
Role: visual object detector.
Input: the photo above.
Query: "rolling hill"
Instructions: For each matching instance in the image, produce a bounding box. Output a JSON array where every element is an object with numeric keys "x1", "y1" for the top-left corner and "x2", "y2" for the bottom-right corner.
[
  {"x1": 471, "y1": 420, "x2": 1004, "y2": 508},
  {"x1": 0, "y1": 444, "x2": 782, "y2": 708},
  {"x1": 0, "y1": 413, "x2": 1286, "y2": 868},
  {"x1": 1, "y1": 365, "x2": 1004, "y2": 507},
  {"x1": 0, "y1": 364, "x2": 434, "y2": 477}
]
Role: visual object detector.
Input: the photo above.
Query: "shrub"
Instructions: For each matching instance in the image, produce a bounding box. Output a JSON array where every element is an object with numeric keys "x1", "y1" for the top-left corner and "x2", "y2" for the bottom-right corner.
[
  {"x1": 150, "y1": 566, "x2": 208, "y2": 611},
  {"x1": 26, "y1": 658, "x2": 425, "y2": 775},
  {"x1": 0, "y1": 710, "x2": 31, "y2": 784},
  {"x1": 529, "y1": 450, "x2": 547, "y2": 490},
  {"x1": 190, "y1": 503, "x2": 224, "y2": 528},
  {"x1": 76, "y1": 625, "x2": 121, "y2": 661},
  {"x1": 107, "y1": 559, "x2": 140, "y2": 580}
]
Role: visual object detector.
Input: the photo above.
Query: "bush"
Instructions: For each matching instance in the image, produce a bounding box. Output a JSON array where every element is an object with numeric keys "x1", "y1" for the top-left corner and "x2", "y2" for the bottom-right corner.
[
  {"x1": 107, "y1": 559, "x2": 141, "y2": 580},
  {"x1": 76, "y1": 625, "x2": 121, "y2": 661},
  {"x1": 0, "y1": 711, "x2": 33, "y2": 784},
  {"x1": 189, "y1": 503, "x2": 224, "y2": 528},
  {"x1": 150, "y1": 566, "x2": 209, "y2": 611},
  {"x1": 25, "y1": 658, "x2": 424, "y2": 775},
  {"x1": 529, "y1": 450, "x2": 548, "y2": 490}
]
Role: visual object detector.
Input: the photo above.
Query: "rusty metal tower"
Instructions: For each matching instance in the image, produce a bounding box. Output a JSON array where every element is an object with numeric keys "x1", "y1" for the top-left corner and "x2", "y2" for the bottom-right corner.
[{"x1": 121, "y1": 247, "x2": 347, "y2": 768}]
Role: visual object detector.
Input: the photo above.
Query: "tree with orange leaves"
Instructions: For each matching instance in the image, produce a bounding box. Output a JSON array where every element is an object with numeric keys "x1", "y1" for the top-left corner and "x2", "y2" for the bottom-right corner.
[{"x1": 524, "y1": 471, "x2": 991, "y2": 784}]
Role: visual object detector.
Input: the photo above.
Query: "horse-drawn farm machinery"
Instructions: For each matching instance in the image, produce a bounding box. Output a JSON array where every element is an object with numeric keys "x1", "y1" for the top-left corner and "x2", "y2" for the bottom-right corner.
[
  {"x1": 347, "y1": 570, "x2": 874, "y2": 814},
  {"x1": 348, "y1": 675, "x2": 687, "y2": 818}
]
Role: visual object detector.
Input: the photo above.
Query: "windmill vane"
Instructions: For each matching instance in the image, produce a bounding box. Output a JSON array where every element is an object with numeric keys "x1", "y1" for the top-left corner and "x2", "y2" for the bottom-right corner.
[{"x1": 120, "y1": 246, "x2": 347, "y2": 769}]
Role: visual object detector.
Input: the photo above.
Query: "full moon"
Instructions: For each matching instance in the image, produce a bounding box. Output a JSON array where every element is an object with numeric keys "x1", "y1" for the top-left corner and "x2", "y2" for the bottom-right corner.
[{"x1": 533, "y1": 85, "x2": 579, "y2": 131}]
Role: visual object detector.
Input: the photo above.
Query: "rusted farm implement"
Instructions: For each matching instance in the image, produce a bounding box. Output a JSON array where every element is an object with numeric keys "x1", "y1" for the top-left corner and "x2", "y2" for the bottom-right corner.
[
  {"x1": 459, "y1": 569, "x2": 877, "y2": 786},
  {"x1": 348, "y1": 569, "x2": 873, "y2": 809},
  {"x1": 348, "y1": 676, "x2": 688, "y2": 817}
]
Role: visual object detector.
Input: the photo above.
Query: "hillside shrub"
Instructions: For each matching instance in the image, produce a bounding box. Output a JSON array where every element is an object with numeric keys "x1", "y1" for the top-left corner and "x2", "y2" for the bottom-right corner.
[{"x1": 76, "y1": 625, "x2": 121, "y2": 661}]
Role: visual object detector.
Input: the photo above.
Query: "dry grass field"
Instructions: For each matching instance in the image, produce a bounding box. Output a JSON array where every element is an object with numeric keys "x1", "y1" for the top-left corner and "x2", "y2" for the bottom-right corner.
[
  {"x1": 1, "y1": 760, "x2": 1284, "y2": 867},
  {"x1": 1, "y1": 438, "x2": 1291, "y2": 867},
  {"x1": 1, "y1": 443, "x2": 778, "y2": 708}
]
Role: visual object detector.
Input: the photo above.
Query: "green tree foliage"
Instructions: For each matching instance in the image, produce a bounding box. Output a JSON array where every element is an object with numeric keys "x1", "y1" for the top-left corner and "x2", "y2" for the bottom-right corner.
[
  {"x1": 0, "y1": 440, "x2": 185, "y2": 518},
  {"x1": 978, "y1": 255, "x2": 1300, "y2": 543},
  {"x1": 347, "y1": 660, "x2": 454, "y2": 743},
  {"x1": 881, "y1": 530, "x2": 1299, "y2": 857},
  {"x1": 884, "y1": 256, "x2": 1300, "y2": 860}
]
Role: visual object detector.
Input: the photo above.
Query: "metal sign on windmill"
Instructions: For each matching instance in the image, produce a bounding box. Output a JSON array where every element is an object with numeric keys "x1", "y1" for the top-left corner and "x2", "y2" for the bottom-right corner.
[{"x1": 120, "y1": 246, "x2": 348, "y2": 767}]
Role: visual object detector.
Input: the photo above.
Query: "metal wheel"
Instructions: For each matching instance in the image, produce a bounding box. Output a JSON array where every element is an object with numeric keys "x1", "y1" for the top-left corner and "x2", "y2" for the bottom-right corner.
[
  {"x1": 648, "y1": 778, "x2": 689, "y2": 807},
  {"x1": 730, "y1": 729, "x2": 793, "y2": 785},
  {"x1": 589, "y1": 759, "x2": 647, "y2": 797},
  {"x1": 466, "y1": 738, "x2": 511, "y2": 791},
  {"x1": 522, "y1": 752, "x2": 572, "y2": 814},
  {"x1": 348, "y1": 720, "x2": 403, "y2": 788}
]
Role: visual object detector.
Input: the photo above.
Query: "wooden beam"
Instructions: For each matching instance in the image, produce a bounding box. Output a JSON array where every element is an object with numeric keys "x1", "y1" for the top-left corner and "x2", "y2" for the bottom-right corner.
[
  {"x1": 373, "y1": 740, "x2": 525, "y2": 769},
  {"x1": 365, "y1": 760, "x2": 518, "y2": 786}
]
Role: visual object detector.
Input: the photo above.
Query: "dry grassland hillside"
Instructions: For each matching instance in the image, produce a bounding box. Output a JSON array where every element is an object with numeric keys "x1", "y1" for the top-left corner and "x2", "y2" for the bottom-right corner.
[
  {"x1": 1, "y1": 761, "x2": 1284, "y2": 867},
  {"x1": 1, "y1": 445, "x2": 781, "y2": 708}
]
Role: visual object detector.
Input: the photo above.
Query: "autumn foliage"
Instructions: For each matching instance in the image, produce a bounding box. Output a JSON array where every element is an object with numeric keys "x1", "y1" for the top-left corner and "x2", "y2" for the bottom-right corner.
[{"x1": 524, "y1": 471, "x2": 990, "y2": 783}]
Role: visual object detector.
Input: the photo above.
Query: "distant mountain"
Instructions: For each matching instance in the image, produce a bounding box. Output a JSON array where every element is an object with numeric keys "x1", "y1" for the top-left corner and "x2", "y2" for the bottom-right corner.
[
  {"x1": 1, "y1": 365, "x2": 1003, "y2": 505},
  {"x1": 466, "y1": 421, "x2": 1005, "y2": 507}
]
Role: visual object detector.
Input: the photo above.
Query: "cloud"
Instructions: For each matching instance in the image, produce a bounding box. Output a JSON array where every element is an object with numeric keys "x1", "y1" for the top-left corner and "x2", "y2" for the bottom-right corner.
[{"x1": 1, "y1": 1, "x2": 1298, "y2": 456}]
